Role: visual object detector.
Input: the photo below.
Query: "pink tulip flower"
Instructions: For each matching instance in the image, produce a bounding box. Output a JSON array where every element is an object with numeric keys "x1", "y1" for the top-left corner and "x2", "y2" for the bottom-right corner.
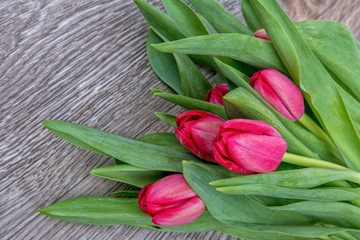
[
  {"x1": 250, "y1": 69, "x2": 305, "y2": 121},
  {"x1": 254, "y1": 29, "x2": 270, "y2": 41},
  {"x1": 206, "y1": 83, "x2": 230, "y2": 106},
  {"x1": 138, "y1": 174, "x2": 206, "y2": 226},
  {"x1": 175, "y1": 110, "x2": 225, "y2": 163},
  {"x1": 213, "y1": 119, "x2": 287, "y2": 174}
]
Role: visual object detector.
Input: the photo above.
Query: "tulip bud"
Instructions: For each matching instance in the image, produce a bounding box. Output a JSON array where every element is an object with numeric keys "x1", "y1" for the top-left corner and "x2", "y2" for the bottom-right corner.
[
  {"x1": 250, "y1": 69, "x2": 305, "y2": 121},
  {"x1": 213, "y1": 119, "x2": 287, "y2": 174},
  {"x1": 205, "y1": 83, "x2": 230, "y2": 106},
  {"x1": 175, "y1": 110, "x2": 225, "y2": 163},
  {"x1": 254, "y1": 29, "x2": 270, "y2": 41},
  {"x1": 138, "y1": 174, "x2": 206, "y2": 226}
]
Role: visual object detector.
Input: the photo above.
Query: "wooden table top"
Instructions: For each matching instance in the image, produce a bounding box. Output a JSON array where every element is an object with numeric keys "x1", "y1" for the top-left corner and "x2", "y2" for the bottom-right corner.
[{"x1": 1, "y1": 0, "x2": 359, "y2": 239}]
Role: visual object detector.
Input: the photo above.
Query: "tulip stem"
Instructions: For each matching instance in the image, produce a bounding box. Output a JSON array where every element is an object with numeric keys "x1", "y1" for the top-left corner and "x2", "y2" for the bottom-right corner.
[
  {"x1": 282, "y1": 152, "x2": 348, "y2": 171},
  {"x1": 298, "y1": 114, "x2": 336, "y2": 148}
]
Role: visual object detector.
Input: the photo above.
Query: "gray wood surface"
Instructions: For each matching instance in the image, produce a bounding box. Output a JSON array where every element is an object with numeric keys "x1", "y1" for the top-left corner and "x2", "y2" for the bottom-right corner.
[{"x1": 1, "y1": 1, "x2": 359, "y2": 239}]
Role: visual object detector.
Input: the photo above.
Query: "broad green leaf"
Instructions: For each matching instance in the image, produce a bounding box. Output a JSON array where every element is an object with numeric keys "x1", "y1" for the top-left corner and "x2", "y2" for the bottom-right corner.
[
  {"x1": 188, "y1": 0, "x2": 253, "y2": 35},
  {"x1": 152, "y1": 34, "x2": 287, "y2": 73},
  {"x1": 147, "y1": 28, "x2": 182, "y2": 94},
  {"x1": 91, "y1": 164, "x2": 164, "y2": 188},
  {"x1": 173, "y1": 53, "x2": 212, "y2": 100},
  {"x1": 338, "y1": 86, "x2": 360, "y2": 135},
  {"x1": 39, "y1": 196, "x2": 224, "y2": 232},
  {"x1": 211, "y1": 168, "x2": 360, "y2": 189},
  {"x1": 217, "y1": 184, "x2": 360, "y2": 202},
  {"x1": 197, "y1": 14, "x2": 217, "y2": 34},
  {"x1": 134, "y1": 0, "x2": 214, "y2": 68},
  {"x1": 39, "y1": 197, "x2": 153, "y2": 226},
  {"x1": 45, "y1": 128, "x2": 108, "y2": 156},
  {"x1": 134, "y1": 0, "x2": 183, "y2": 41},
  {"x1": 273, "y1": 201, "x2": 360, "y2": 229},
  {"x1": 136, "y1": 132, "x2": 188, "y2": 152},
  {"x1": 151, "y1": 88, "x2": 227, "y2": 119},
  {"x1": 216, "y1": 59, "x2": 343, "y2": 164},
  {"x1": 242, "y1": 0, "x2": 263, "y2": 31},
  {"x1": 162, "y1": 0, "x2": 209, "y2": 37},
  {"x1": 250, "y1": 0, "x2": 360, "y2": 171},
  {"x1": 43, "y1": 120, "x2": 198, "y2": 172},
  {"x1": 297, "y1": 20, "x2": 360, "y2": 102},
  {"x1": 182, "y1": 161, "x2": 310, "y2": 226},
  {"x1": 111, "y1": 190, "x2": 140, "y2": 197},
  {"x1": 223, "y1": 87, "x2": 318, "y2": 158},
  {"x1": 154, "y1": 112, "x2": 177, "y2": 127},
  {"x1": 183, "y1": 161, "x2": 357, "y2": 238}
]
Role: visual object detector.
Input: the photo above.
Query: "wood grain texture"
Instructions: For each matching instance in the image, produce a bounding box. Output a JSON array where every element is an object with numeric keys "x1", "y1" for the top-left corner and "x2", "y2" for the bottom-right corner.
[{"x1": 0, "y1": 1, "x2": 359, "y2": 240}]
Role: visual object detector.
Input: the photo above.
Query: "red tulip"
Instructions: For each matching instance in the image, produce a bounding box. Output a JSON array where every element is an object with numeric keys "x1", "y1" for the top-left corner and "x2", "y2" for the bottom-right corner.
[
  {"x1": 250, "y1": 69, "x2": 305, "y2": 121},
  {"x1": 254, "y1": 29, "x2": 270, "y2": 41},
  {"x1": 213, "y1": 119, "x2": 287, "y2": 174},
  {"x1": 175, "y1": 110, "x2": 225, "y2": 163},
  {"x1": 206, "y1": 83, "x2": 230, "y2": 106},
  {"x1": 138, "y1": 174, "x2": 206, "y2": 226}
]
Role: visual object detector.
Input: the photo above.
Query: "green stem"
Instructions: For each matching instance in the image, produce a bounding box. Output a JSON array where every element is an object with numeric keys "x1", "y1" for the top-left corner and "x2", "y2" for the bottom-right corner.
[
  {"x1": 282, "y1": 152, "x2": 348, "y2": 170},
  {"x1": 298, "y1": 113, "x2": 336, "y2": 148}
]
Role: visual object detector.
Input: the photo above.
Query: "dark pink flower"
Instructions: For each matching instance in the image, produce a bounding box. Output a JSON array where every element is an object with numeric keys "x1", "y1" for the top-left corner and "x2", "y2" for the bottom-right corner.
[
  {"x1": 213, "y1": 119, "x2": 287, "y2": 174},
  {"x1": 254, "y1": 29, "x2": 270, "y2": 41},
  {"x1": 175, "y1": 110, "x2": 225, "y2": 163},
  {"x1": 250, "y1": 69, "x2": 304, "y2": 121},
  {"x1": 206, "y1": 83, "x2": 230, "y2": 106},
  {"x1": 138, "y1": 174, "x2": 205, "y2": 226}
]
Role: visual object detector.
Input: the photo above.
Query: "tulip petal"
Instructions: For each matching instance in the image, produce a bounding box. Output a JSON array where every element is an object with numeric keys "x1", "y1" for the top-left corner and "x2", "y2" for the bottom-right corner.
[
  {"x1": 220, "y1": 119, "x2": 282, "y2": 137},
  {"x1": 261, "y1": 69, "x2": 304, "y2": 120},
  {"x1": 227, "y1": 134, "x2": 286, "y2": 173},
  {"x1": 145, "y1": 174, "x2": 197, "y2": 204},
  {"x1": 254, "y1": 29, "x2": 270, "y2": 41},
  {"x1": 191, "y1": 117, "x2": 224, "y2": 153},
  {"x1": 252, "y1": 76, "x2": 296, "y2": 121},
  {"x1": 152, "y1": 196, "x2": 205, "y2": 226}
]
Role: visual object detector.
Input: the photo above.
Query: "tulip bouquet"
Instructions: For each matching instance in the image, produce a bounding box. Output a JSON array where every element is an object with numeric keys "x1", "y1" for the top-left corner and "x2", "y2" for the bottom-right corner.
[{"x1": 39, "y1": 0, "x2": 360, "y2": 239}]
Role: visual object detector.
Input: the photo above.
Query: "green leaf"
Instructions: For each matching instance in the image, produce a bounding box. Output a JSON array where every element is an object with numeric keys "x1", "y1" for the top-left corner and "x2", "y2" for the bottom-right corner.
[
  {"x1": 182, "y1": 161, "x2": 310, "y2": 226},
  {"x1": 134, "y1": 0, "x2": 184, "y2": 41},
  {"x1": 242, "y1": 0, "x2": 263, "y2": 31},
  {"x1": 111, "y1": 190, "x2": 140, "y2": 197},
  {"x1": 173, "y1": 53, "x2": 212, "y2": 100},
  {"x1": 217, "y1": 184, "x2": 360, "y2": 202},
  {"x1": 151, "y1": 88, "x2": 227, "y2": 119},
  {"x1": 43, "y1": 120, "x2": 198, "y2": 172},
  {"x1": 162, "y1": 0, "x2": 208, "y2": 37},
  {"x1": 211, "y1": 168, "x2": 360, "y2": 189},
  {"x1": 154, "y1": 112, "x2": 177, "y2": 127},
  {"x1": 250, "y1": 0, "x2": 360, "y2": 171},
  {"x1": 273, "y1": 201, "x2": 360, "y2": 229},
  {"x1": 152, "y1": 34, "x2": 287, "y2": 73},
  {"x1": 39, "y1": 197, "x2": 153, "y2": 226},
  {"x1": 147, "y1": 29, "x2": 182, "y2": 94},
  {"x1": 223, "y1": 87, "x2": 318, "y2": 158},
  {"x1": 183, "y1": 161, "x2": 358, "y2": 238},
  {"x1": 216, "y1": 59, "x2": 343, "y2": 164},
  {"x1": 297, "y1": 20, "x2": 360, "y2": 102},
  {"x1": 134, "y1": 0, "x2": 214, "y2": 68},
  {"x1": 136, "y1": 132, "x2": 187, "y2": 152},
  {"x1": 197, "y1": 14, "x2": 217, "y2": 34},
  {"x1": 188, "y1": 0, "x2": 253, "y2": 35},
  {"x1": 91, "y1": 164, "x2": 164, "y2": 188}
]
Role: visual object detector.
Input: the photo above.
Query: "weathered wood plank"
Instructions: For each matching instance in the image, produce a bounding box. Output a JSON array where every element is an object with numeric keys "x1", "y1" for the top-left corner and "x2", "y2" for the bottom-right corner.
[{"x1": 0, "y1": 0, "x2": 359, "y2": 239}]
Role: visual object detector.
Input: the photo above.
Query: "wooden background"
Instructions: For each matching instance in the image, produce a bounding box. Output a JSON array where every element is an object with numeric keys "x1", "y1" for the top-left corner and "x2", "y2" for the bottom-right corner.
[{"x1": 1, "y1": 0, "x2": 359, "y2": 239}]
